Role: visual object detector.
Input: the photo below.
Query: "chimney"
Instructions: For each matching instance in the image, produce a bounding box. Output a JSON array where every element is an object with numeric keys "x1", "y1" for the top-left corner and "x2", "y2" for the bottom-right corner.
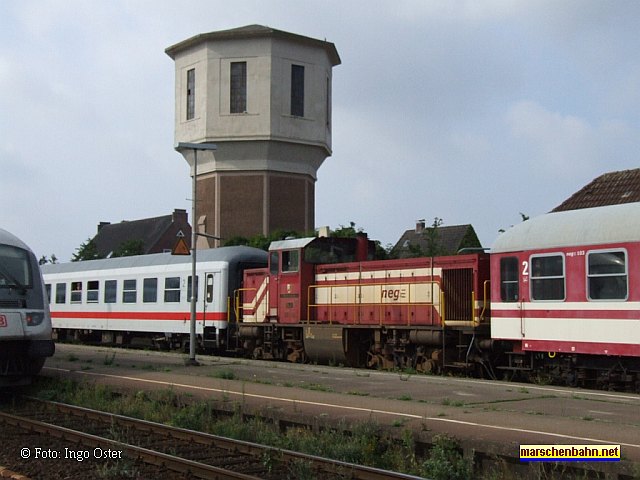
[
  {"x1": 172, "y1": 208, "x2": 188, "y2": 222},
  {"x1": 355, "y1": 232, "x2": 370, "y2": 262},
  {"x1": 416, "y1": 219, "x2": 425, "y2": 234}
]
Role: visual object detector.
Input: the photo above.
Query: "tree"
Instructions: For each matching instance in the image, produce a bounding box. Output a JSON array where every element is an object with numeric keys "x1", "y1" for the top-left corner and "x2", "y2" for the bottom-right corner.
[
  {"x1": 38, "y1": 254, "x2": 58, "y2": 265},
  {"x1": 330, "y1": 221, "x2": 361, "y2": 238},
  {"x1": 111, "y1": 239, "x2": 145, "y2": 257},
  {"x1": 71, "y1": 238, "x2": 103, "y2": 262},
  {"x1": 331, "y1": 221, "x2": 388, "y2": 259}
]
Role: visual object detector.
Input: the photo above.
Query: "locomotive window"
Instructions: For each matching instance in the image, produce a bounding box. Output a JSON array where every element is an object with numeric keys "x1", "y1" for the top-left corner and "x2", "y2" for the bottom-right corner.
[
  {"x1": 123, "y1": 279, "x2": 137, "y2": 303},
  {"x1": 500, "y1": 257, "x2": 519, "y2": 302},
  {"x1": 104, "y1": 280, "x2": 117, "y2": 304},
  {"x1": 55, "y1": 282, "x2": 66, "y2": 304},
  {"x1": 164, "y1": 277, "x2": 181, "y2": 303},
  {"x1": 530, "y1": 254, "x2": 565, "y2": 301},
  {"x1": 187, "y1": 275, "x2": 198, "y2": 301},
  {"x1": 71, "y1": 281, "x2": 82, "y2": 303},
  {"x1": 282, "y1": 250, "x2": 299, "y2": 273},
  {"x1": 143, "y1": 278, "x2": 158, "y2": 303},
  {"x1": 269, "y1": 251, "x2": 279, "y2": 275},
  {"x1": 0, "y1": 244, "x2": 32, "y2": 288},
  {"x1": 587, "y1": 250, "x2": 627, "y2": 300},
  {"x1": 87, "y1": 281, "x2": 99, "y2": 303}
]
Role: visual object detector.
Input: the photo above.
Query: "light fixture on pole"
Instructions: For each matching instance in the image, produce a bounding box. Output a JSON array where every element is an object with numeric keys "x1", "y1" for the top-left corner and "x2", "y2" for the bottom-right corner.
[{"x1": 174, "y1": 142, "x2": 217, "y2": 366}]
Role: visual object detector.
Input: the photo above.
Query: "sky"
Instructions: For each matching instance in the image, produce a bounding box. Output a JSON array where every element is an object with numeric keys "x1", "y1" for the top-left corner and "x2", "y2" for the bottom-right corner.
[{"x1": 2, "y1": 1, "x2": 640, "y2": 262}]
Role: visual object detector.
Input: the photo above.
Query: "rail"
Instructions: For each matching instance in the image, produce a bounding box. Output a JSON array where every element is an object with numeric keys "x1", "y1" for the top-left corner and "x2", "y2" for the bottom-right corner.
[{"x1": 1, "y1": 398, "x2": 424, "y2": 480}]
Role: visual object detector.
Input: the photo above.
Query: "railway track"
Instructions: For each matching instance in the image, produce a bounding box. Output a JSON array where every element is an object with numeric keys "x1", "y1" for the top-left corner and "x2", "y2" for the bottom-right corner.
[{"x1": 0, "y1": 397, "x2": 423, "y2": 480}]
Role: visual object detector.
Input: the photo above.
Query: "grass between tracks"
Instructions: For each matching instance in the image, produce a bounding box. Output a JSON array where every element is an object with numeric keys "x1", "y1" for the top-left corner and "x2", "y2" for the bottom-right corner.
[
  {"x1": 25, "y1": 376, "x2": 472, "y2": 480},
  {"x1": 22, "y1": 377, "x2": 620, "y2": 480}
]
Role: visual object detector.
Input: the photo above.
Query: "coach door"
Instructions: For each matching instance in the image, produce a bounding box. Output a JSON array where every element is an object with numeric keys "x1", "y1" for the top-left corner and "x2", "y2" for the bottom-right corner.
[
  {"x1": 499, "y1": 256, "x2": 526, "y2": 336},
  {"x1": 204, "y1": 272, "x2": 219, "y2": 323},
  {"x1": 202, "y1": 272, "x2": 221, "y2": 349}
]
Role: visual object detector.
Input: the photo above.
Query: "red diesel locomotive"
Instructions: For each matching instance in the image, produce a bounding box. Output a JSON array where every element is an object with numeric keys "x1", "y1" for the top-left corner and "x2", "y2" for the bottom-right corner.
[{"x1": 237, "y1": 234, "x2": 494, "y2": 376}]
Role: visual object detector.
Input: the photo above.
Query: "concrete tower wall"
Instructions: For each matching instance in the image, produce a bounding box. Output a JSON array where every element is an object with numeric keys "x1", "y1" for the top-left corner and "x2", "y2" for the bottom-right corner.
[{"x1": 167, "y1": 25, "x2": 339, "y2": 245}]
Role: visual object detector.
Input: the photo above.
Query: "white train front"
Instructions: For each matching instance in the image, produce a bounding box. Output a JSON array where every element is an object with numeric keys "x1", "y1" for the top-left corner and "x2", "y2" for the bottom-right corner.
[
  {"x1": 0, "y1": 228, "x2": 55, "y2": 385},
  {"x1": 41, "y1": 246, "x2": 267, "y2": 351}
]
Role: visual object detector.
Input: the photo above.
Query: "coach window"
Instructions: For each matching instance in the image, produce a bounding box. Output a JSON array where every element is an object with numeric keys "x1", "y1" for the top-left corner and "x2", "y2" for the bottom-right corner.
[
  {"x1": 187, "y1": 275, "x2": 199, "y2": 301},
  {"x1": 71, "y1": 281, "x2": 82, "y2": 303},
  {"x1": 164, "y1": 277, "x2": 181, "y2": 303},
  {"x1": 269, "y1": 251, "x2": 279, "y2": 275},
  {"x1": 587, "y1": 250, "x2": 627, "y2": 300},
  {"x1": 206, "y1": 274, "x2": 214, "y2": 303},
  {"x1": 143, "y1": 278, "x2": 158, "y2": 303},
  {"x1": 87, "y1": 281, "x2": 99, "y2": 303},
  {"x1": 45, "y1": 284, "x2": 51, "y2": 303},
  {"x1": 123, "y1": 279, "x2": 137, "y2": 303},
  {"x1": 530, "y1": 254, "x2": 565, "y2": 301},
  {"x1": 55, "y1": 282, "x2": 66, "y2": 304},
  {"x1": 282, "y1": 250, "x2": 299, "y2": 273},
  {"x1": 104, "y1": 280, "x2": 117, "y2": 304},
  {"x1": 500, "y1": 257, "x2": 519, "y2": 302}
]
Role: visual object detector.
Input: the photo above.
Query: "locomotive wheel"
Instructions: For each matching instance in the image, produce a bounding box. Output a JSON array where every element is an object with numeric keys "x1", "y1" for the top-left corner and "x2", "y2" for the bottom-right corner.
[{"x1": 416, "y1": 357, "x2": 438, "y2": 374}]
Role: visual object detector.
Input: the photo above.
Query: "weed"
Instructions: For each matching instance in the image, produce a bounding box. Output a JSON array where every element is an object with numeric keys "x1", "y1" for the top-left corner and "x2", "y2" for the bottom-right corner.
[
  {"x1": 211, "y1": 369, "x2": 236, "y2": 380},
  {"x1": 66, "y1": 354, "x2": 79, "y2": 362},
  {"x1": 103, "y1": 353, "x2": 116, "y2": 366},
  {"x1": 299, "y1": 382, "x2": 333, "y2": 392},
  {"x1": 441, "y1": 398, "x2": 464, "y2": 407},
  {"x1": 392, "y1": 418, "x2": 408, "y2": 427},
  {"x1": 421, "y1": 434, "x2": 472, "y2": 480},
  {"x1": 95, "y1": 459, "x2": 139, "y2": 478}
]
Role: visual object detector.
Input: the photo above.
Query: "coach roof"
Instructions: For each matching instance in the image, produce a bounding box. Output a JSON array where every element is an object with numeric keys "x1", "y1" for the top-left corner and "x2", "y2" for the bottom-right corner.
[
  {"x1": 41, "y1": 246, "x2": 267, "y2": 275},
  {"x1": 491, "y1": 202, "x2": 640, "y2": 253}
]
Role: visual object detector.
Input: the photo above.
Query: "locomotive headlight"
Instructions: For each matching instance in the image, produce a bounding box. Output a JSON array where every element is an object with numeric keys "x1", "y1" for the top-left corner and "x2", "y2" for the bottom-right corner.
[{"x1": 25, "y1": 311, "x2": 45, "y2": 326}]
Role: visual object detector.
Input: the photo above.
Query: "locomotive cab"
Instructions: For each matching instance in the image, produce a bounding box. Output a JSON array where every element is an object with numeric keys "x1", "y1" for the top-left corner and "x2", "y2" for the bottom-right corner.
[
  {"x1": 266, "y1": 235, "x2": 374, "y2": 323},
  {"x1": 0, "y1": 229, "x2": 55, "y2": 385}
]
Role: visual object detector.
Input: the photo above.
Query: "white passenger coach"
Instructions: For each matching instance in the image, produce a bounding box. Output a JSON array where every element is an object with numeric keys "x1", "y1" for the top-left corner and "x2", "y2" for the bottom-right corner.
[{"x1": 41, "y1": 246, "x2": 267, "y2": 351}]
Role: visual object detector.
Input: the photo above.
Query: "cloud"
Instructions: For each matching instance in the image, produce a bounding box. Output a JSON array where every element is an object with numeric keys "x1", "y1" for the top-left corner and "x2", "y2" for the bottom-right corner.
[
  {"x1": 505, "y1": 100, "x2": 596, "y2": 175},
  {"x1": 3, "y1": 0, "x2": 640, "y2": 258}
]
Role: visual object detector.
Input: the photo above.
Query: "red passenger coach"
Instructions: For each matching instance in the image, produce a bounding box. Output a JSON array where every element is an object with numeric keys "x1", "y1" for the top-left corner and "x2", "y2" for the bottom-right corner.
[
  {"x1": 491, "y1": 203, "x2": 640, "y2": 388},
  {"x1": 239, "y1": 235, "x2": 492, "y2": 373}
]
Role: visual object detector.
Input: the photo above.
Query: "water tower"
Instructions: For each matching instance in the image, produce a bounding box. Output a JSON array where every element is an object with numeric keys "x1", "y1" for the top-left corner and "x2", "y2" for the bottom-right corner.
[{"x1": 166, "y1": 25, "x2": 340, "y2": 246}]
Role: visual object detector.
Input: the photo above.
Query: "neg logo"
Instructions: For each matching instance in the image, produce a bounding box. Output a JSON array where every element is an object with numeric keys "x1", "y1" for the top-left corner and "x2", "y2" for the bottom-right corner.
[
  {"x1": 381, "y1": 288, "x2": 406, "y2": 301},
  {"x1": 0, "y1": 315, "x2": 6, "y2": 327}
]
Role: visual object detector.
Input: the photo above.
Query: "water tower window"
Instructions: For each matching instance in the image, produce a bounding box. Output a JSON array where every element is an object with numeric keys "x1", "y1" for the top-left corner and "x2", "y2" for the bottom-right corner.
[
  {"x1": 230, "y1": 62, "x2": 247, "y2": 113},
  {"x1": 291, "y1": 64, "x2": 304, "y2": 117},
  {"x1": 186, "y1": 68, "x2": 195, "y2": 120}
]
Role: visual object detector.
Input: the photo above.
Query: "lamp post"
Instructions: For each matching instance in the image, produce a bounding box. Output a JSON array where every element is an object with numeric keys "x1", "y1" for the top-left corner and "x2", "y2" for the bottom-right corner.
[{"x1": 174, "y1": 142, "x2": 217, "y2": 366}]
